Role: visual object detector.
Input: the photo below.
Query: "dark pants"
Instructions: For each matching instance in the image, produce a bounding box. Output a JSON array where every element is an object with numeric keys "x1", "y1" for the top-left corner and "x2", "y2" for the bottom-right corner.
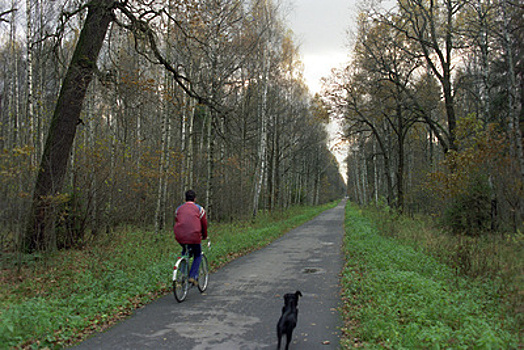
[{"x1": 180, "y1": 243, "x2": 202, "y2": 279}]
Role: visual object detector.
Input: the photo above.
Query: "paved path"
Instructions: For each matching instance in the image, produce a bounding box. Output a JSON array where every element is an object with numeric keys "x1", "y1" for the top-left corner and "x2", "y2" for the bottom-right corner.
[{"x1": 73, "y1": 200, "x2": 346, "y2": 349}]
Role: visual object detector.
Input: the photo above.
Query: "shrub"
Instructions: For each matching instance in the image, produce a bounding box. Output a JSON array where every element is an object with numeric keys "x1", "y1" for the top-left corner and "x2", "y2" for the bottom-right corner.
[{"x1": 443, "y1": 173, "x2": 493, "y2": 236}]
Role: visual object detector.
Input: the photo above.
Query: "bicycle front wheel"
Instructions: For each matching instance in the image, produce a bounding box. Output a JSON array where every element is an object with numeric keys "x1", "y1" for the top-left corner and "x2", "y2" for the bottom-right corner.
[
  {"x1": 173, "y1": 258, "x2": 189, "y2": 302},
  {"x1": 198, "y1": 254, "x2": 209, "y2": 292}
]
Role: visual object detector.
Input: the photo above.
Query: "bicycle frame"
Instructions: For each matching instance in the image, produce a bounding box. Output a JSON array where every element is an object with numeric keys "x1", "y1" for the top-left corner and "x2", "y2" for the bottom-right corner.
[
  {"x1": 173, "y1": 255, "x2": 188, "y2": 280},
  {"x1": 172, "y1": 241, "x2": 210, "y2": 302},
  {"x1": 172, "y1": 244, "x2": 201, "y2": 280}
]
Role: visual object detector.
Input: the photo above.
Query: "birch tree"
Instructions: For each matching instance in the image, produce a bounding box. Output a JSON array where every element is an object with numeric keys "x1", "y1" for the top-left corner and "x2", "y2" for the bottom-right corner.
[
  {"x1": 26, "y1": 0, "x2": 34, "y2": 154},
  {"x1": 251, "y1": 0, "x2": 276, "y2": 218},
  {"x1": 3, "y1": 0, "x2": 346, "y2": 251}
]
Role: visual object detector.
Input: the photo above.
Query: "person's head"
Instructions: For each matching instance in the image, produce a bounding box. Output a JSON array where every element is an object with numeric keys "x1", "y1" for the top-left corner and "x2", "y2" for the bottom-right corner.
[{"x1": 185, "y1": 189, "x2": 196, "y2": 202}]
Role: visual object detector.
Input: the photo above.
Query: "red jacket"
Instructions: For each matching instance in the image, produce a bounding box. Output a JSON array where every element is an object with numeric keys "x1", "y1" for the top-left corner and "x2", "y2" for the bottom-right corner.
[{"x1": 174, "y1": 202, "x2": 208, "y2": 244}]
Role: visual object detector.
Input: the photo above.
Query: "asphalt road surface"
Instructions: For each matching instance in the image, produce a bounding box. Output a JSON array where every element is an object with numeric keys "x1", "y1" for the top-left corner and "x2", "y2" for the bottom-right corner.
[{"x1": 73, "y1": 200, "x2": 346, "y2": 349}]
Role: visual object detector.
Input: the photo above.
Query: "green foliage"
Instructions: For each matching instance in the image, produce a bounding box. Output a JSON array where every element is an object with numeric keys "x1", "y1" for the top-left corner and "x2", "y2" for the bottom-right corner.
[
  {"x1": 0, "y1": 202, "x2": 336, "y2": 349},
  {"x1": 366, "y1": 202, "x2": 523, "y2": 298},
  {"x1": 425, "y1": 117, "x2": 518, "y2": 234},
  {"x1": 340, "y1": 204, "x2": 520, "y2": 349},
  {"x1": 1, "y1": 228, "x2": 174, "y2": 349},
  {"x1": 443, "y1": 172, "x2": 493, "y2": 236}
]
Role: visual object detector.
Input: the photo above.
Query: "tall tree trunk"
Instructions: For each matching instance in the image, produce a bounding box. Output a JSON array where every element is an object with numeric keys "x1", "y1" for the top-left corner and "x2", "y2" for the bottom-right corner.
[
  {"x1": 252, "y1": 49, "x2": 269, "y2": 218},
  {"x1": 36, "y1": 0, "x2": 45, "y2": 164},
  {"x1": 373, "y1": 140, "x2": 379, "y2": 204},
  {"x1": 476, "y1": 0, "x2": 491, "y2": 124},
  {"x1": 85, "y1": 91, "x2": 99, "y2": 236},
  {"x1": 314, "y1": 144, "x2": 321, "y2": 206},
  {"x1": 205, "y1": 109, "x2": 215, "y2": 219},
  {"x1": 270, "y1": 106, "x2": 278, "y2": 210},
  {"x1": 24, "y1": 0, "x2": 114, "y2": 252},
  {"x1": 502, "y1": 0, "x2": 524, "y2": 184},
  {"x1": 359, "y1": 136, "x2": 368, "y2": 205},
  {"x1": 185, "y1": 96, "x2": 195, "y2": 190},
  {"x1": 26, "y1": 0, "x2": 35, "y2": 154},
  {"x1": 396, "y1": 105, "x2": 405, "y2": 212},
  {"x1": 155, "y1": 77, "x2": 171, "y2": 234},
  {"x1": 352, "y1": 155, "x2": 360, "y2": 204},
  {"x1": 9, "y1": 0, "x2": 20, "y2": 148}
]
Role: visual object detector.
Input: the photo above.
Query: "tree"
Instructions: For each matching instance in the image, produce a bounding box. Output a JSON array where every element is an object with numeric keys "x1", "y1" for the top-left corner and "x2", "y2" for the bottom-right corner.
[
  {"x1": 352, "y1": 16, "x2": 425, "y2": 211},
  {"x1": 380, "y1": 0, "x2": 468, "y2": 152},
  {"x1": 4, "y1": 0, "x2": 346, "y2": 252},
  {"x1": 250, "y1": 0, "x2": 274, "y2": 218},
  {"x1": 25, "y1": 0, "x2": 115, "y2": 252},
  {"x1": 500, "y1": 0, "x2": 524, "y2": 185},
  {"x1": 0, "y1": 8, "x2": 16, "y2": 23},
  {"x1": 328, "y1": 0, "x2": 523, "y2": 230},
  {"x1": 24, "y1": 0, "x2": 252, "y2": 249}
]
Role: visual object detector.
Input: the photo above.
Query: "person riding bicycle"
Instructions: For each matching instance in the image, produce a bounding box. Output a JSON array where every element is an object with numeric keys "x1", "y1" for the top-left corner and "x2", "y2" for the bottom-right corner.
[{"x1": 174, "y1": 190, "x2": 208, "y2": 286}]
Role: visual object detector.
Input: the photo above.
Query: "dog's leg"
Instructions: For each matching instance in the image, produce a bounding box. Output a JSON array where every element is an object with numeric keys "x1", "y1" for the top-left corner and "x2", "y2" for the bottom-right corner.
[
  {"x1": 277, "y1": 326, "x2": 282, "y2": 349},
  {"x1": 285, "y1": 329, "x2": 293, "y2": 350}
]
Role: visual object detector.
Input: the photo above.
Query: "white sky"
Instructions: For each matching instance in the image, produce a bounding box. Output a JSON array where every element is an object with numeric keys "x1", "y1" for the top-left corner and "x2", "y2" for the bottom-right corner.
[
  {"x1": 284, "y1": 0, "x2": 357, "y2": 94},
  {"x1": 284, "y1": 0, "x2": 357, "y2": 183}
]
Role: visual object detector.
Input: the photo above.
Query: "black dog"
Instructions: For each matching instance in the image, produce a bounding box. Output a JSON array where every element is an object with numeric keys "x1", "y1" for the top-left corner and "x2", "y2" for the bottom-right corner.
[{"x1": 277, "y1": 291, "x2": 302, "y2": 350}]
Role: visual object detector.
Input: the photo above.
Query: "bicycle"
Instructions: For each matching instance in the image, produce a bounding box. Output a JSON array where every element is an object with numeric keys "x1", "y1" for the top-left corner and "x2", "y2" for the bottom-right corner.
[{"x1": 172, "y1": 241, "x2": 210, "y2": 303}]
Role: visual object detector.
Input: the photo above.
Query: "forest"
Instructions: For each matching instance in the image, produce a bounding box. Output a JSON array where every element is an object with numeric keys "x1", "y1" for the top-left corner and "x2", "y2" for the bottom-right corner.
[
  {"x1": 323, "y1": 0, "x2": 523, "y2": 235},
  {"x1": 1, "y1": 0, "x2": 522, "y2": 347},
  {"x1": 0, "y1": 0, "x2": 346, "y2": 253}
]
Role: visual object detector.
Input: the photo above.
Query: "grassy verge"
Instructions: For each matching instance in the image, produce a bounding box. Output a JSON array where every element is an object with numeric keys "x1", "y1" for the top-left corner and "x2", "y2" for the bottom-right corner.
[
  {"x1": 367, "y1": 206, "x2": 523, "y2": 318},
  {"x1": 340, "y1": 204, "x2": 521, "y2": 349},
  {"x1": 1, "y1": 202, "x2": 337, "y2": 349}
]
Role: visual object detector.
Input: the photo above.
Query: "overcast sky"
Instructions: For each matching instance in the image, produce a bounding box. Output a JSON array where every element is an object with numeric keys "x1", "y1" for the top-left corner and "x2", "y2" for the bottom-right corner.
[
  {"x1": 283, "y1": 0, "x2": 358, "y2": 182},
  {"x1": 284, "y1": 0, "x2": 358, "y2": 94}
]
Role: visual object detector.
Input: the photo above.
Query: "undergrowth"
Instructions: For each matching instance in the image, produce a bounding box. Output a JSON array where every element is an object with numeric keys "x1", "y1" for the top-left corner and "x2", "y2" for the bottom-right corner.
[
  {"x1": 0, "y1": 202, "x2": 336, "y2": 349},
  {"x1": 341, "y1": 204, "x2": 521, "y2": 349}
]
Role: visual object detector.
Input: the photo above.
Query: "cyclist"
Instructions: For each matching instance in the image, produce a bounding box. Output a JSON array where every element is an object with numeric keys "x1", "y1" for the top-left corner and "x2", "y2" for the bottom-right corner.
[{"x1": 174, "y1": 190, "x2": 208, "y2": 286}]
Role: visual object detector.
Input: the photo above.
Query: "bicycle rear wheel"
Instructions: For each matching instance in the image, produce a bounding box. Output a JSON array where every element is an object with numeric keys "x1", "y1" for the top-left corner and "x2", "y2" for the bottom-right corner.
[
  {"x1": 197, "y1": 254, "x2": 209, "y2": 292},
  {"x1": 173, "y1": 258, "x2": 189, "y2": 302}
]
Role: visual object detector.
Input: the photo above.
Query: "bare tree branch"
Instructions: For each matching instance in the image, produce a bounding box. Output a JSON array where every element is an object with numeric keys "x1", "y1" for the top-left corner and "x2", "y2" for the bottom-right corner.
[{"x1": 0, "y1": 8, "x2": 16, "y2": 22}]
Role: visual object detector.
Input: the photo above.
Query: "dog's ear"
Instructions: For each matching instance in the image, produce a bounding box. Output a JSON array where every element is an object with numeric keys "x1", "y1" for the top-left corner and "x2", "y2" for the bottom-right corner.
[{"x1": 296, "y1": 291, "x2": 302, "y2": 298}]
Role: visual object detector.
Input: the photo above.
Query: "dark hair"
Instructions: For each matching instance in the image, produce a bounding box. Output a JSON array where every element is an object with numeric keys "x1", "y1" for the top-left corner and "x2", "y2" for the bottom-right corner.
[{"x1": 185, "y1": 190, "x2": 196, "y2": 202}]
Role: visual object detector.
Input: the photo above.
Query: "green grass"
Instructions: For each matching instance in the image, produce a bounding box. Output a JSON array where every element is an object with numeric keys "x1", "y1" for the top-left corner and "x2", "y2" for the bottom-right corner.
[
  {"x1": 367, "y1": 205, "x2": 523, "y2": 315},
  {"x1": 340, "y1": 204, "x2": 521, "y2": 349},
  {"x1": 0, "y1": 202, "x2": 337, "y2": 349}
]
